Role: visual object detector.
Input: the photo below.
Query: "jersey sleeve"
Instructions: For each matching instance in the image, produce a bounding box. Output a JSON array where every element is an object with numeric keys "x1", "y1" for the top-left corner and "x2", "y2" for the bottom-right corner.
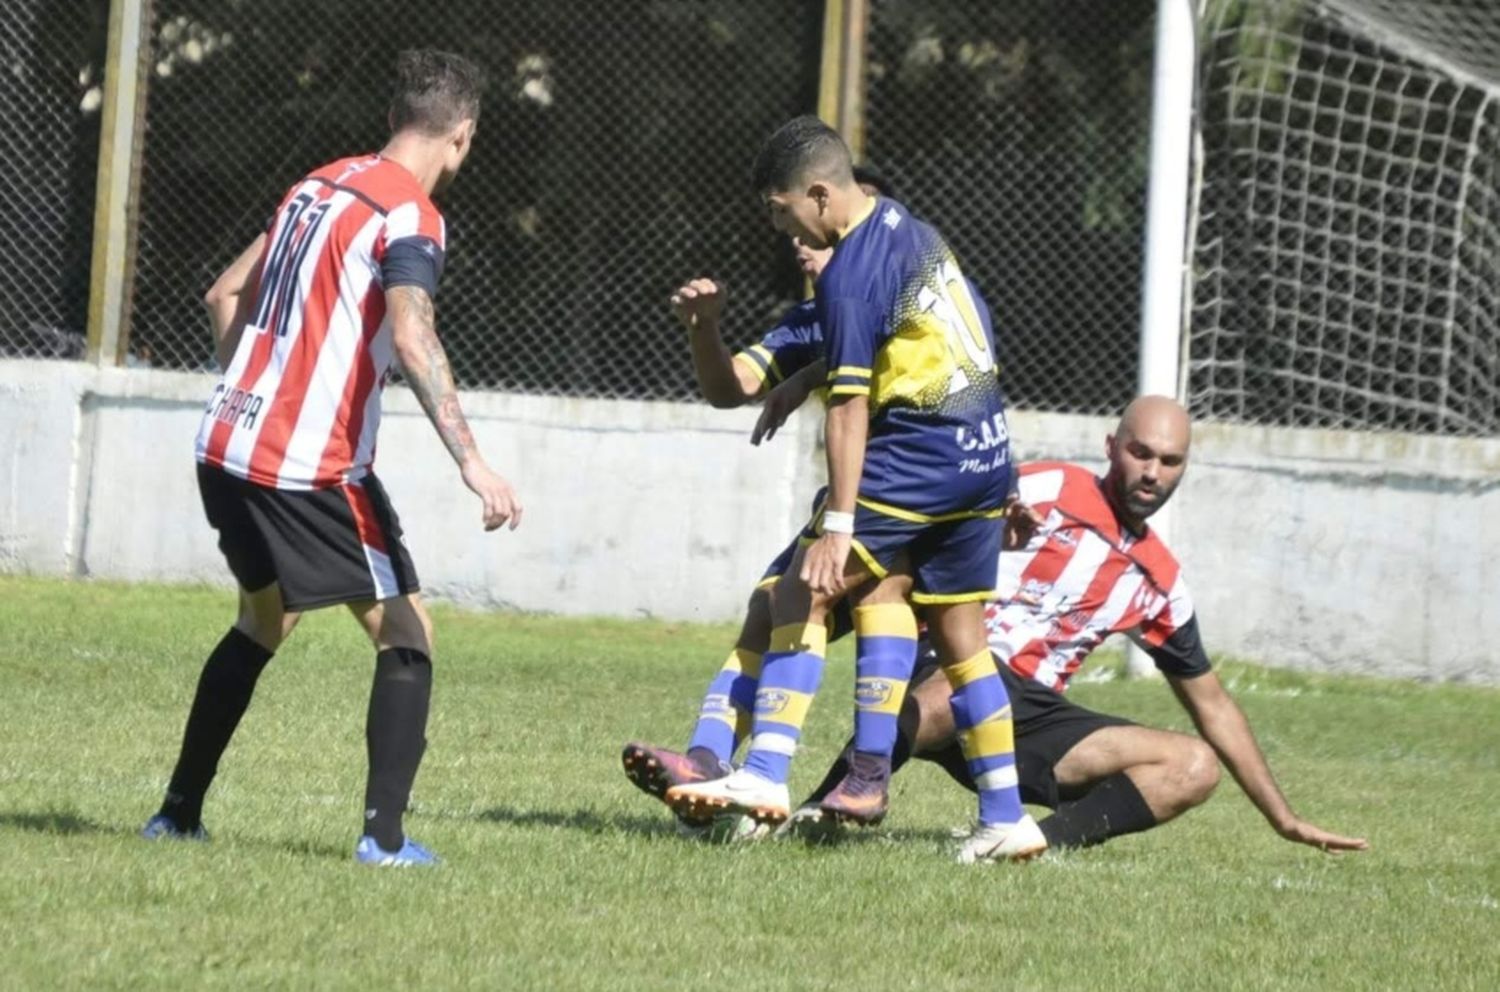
[
  {"x1": 381, "y1": 200, "x2": 447, "y2": 297},
  {"x1": 1128, "y1": 573, "x2": 1211, "y2": 678},
  {"x1": 734, "y1": 301, "x2": 822, "y2": 388},
  {"x1": 819, "y1": 296, "x2": 881, "y2": 397}
]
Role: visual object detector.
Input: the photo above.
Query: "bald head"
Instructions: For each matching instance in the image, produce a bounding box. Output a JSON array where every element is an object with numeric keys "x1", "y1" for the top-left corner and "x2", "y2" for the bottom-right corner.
[{"x1": 1104, "y1": 395, "x2": 1191, "y2": 530}]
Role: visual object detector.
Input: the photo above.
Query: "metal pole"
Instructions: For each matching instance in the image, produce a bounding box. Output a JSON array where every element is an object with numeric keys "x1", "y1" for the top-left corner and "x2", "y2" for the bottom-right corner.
[
  {"x1": 86, "y1": 0, "x2": 151, "y2": 367},
  {"x1": 817, "y1": 0, "x2": 870, "y2": 155},
  {"x1": 1128, "y1": 0, "x2": 1197, "y2": 678}
]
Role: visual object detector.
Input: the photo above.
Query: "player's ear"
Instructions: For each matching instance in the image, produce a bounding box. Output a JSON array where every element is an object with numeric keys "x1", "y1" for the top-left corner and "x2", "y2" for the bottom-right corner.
[
  {"x1": 1104, "y1": 432, "x2": 1117, "y2": 461},
  {"x1": 808, "y1": 181, "x2": 831, "y2": 214}
]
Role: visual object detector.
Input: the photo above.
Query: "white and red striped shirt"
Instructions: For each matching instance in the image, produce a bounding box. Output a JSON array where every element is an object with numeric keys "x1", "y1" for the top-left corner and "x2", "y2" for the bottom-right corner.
[
  {"x1": 195, "y1": 155, "x2": 446, "y2": 490},
  {"x1": 987, "y1": 462, "x2": 1196, "y2": 692}
]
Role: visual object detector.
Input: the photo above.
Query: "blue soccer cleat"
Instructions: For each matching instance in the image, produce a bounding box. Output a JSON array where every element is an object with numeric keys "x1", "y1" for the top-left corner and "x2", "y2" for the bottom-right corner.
[
  {"x1": 354, "y1": 835, "x2": 441, "y2": 867},
  {"x1": 140, "y1": 814, "x2": 209, "y2": 842}
]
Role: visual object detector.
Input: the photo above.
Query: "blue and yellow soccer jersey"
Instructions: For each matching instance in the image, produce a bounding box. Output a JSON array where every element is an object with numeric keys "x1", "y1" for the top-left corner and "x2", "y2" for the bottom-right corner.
[
  {"x1": 733, "y1": 300, "x2": 823, "y2": 390},
  {"x1": 817, "y1": 197, "x2": 1012, "y2": 517}
]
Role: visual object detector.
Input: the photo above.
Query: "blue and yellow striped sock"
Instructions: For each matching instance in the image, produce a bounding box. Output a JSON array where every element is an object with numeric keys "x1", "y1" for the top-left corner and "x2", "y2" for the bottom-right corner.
[
  {"x1": 740, "y1": 623, "x2": 827, "y2": 784},
  {"x1": 943, "y1": 649, "x2": 1024, "y2": 826},
  {"x1": 852, "y1": 603, "x2": 917, "y2": 758},
  {"x1": 687, "y1": 647, "x2": 762, "y2": 764}
]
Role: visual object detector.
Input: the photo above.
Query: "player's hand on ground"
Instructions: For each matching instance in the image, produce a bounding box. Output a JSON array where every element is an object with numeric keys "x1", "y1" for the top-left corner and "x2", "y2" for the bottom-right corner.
[
  {"x1": 460, "y1": 458, "x2": 523, "y2": 531},
  {"x1": 669, "y1": 278, "x2": 725, "y2": 333},
  {"x1": 801, "y1": 532, "x2": 852, "y2": 596},
  {"x1": 1002, "y1": 497, "x2": 1045, "y2": 550},
  {"x1": 1276, "y1": 817, "x2": 1369, "y2": 853}
]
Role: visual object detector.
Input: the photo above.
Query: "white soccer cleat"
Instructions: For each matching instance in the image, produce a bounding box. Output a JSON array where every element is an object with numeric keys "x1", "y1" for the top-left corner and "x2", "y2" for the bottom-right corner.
[
  {"x1": 665, "y1": 768, "x2": 791, "y2": 825},
  {"x1": 955, "y1": 814, "x2": 1048, "y2": 865}
]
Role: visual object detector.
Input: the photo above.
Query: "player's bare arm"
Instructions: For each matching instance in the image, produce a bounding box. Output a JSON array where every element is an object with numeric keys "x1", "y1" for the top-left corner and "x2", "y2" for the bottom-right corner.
[
  {"x1": 1169, "y1": 671, "x2": 1369, "y2": 852},
  {"x1": 671, "y1": 278, "x2": 762, "y2": 407},
  {"x1": 801, "y1": 393, "x2": 868, "y2": 596},
  {"x1": 751, "y1": 359, "x2": 825, "y2": 446},
  {"x1": 388, "y1": 284, "x2": 523, "y2": 532},
  {"x1": 203, "y1": 233, "x2": 267, "y2": 368}
]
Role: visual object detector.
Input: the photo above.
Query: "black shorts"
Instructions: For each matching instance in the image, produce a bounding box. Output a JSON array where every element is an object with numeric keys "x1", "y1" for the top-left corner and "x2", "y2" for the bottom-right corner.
[
  {"x1": 912, "y1": 650, "x2": 1134, "y2": 809},
  {"x1": 197, "y1": 463, "x2": 420, "y2": 612}
]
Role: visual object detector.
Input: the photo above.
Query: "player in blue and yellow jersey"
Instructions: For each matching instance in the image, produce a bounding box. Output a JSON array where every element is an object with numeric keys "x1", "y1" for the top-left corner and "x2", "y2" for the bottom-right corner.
[
  {"x1": 623, "y1": 194, "x2": 916, "y2": 838},
  {"x1": 665, "y1": 117, "x2": 1044, "y2": 861}
]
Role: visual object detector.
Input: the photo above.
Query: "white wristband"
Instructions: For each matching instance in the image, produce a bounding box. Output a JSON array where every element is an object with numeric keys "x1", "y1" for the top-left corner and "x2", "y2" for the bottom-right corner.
[{"x1": 822, "y1": 510, "x2": 855, "y2": 535}]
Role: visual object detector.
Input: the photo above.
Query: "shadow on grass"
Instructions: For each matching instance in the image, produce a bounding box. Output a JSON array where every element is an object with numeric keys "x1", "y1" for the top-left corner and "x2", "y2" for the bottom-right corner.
[
  {"x1": 471, "y1": 804, "x2": 959, "y2": 847},
  {"x1": 474, "y1": 805, "x2": 680, "y2": 838},
  {"x1": 0, "y1": 810, "x2": 118, "y2": 836}
]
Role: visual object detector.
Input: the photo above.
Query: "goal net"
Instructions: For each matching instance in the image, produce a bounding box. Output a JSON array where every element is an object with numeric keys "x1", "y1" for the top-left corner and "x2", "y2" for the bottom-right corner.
[{"x1": 1189, "y1": 0, "x2": 1500, "y2": 436}]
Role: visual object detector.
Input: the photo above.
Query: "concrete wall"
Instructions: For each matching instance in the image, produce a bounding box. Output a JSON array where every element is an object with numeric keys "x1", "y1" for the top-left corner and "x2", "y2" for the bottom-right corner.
[{"x1": 2, "y1": 359, "x2": 1496, "y2": 682}]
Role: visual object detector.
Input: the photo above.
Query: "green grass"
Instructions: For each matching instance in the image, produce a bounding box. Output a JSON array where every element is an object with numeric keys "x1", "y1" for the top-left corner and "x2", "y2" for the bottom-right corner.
[{"x1": 0, "y1": 575, "x2": 1497, "y2": 991}]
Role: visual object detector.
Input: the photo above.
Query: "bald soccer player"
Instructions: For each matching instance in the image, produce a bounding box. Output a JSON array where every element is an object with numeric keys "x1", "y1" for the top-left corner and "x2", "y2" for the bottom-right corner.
[{"x1": 785, "y1": 396, "x2": 1368, "y2": 856}]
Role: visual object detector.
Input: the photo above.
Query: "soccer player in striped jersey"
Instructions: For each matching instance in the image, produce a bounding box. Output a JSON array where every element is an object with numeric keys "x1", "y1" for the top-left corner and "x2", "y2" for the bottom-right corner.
[
  {"x1": 789, "y1": 396, "x2": 1368, "y2": 855},
  {"x1": 664, "y1": 117, "x2": 1042, "y2": 862},
  {"x1": 141, "y1": 51, "x2": 521, "y2": 867}
]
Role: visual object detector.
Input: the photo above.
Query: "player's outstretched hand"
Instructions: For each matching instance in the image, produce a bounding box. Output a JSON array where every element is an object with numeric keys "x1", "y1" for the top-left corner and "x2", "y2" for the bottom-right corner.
[
  {"x1": 1277, "y1": 817, "x2": 1369, "y2": 853},
  {"x1": 753, "y1": 381, "x2": 808, "y2": 446},
  {"x1": 801, "y1": 532, "x2": 852, "y2": 596},
  {"x1": 669, "y1": 278, "x2": 726, "y2": 333},
  {"x1": 461, "y1": 458, "x2": 523, "y2": 532},
  {"x1": 1002, "y1": 497, "x2": 1045, "y2": 550}
]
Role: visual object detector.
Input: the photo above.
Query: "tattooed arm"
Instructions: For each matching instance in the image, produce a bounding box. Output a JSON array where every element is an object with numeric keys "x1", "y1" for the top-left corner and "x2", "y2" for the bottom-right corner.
[{"x1": 388, "y1": 284, "x2": 523, "y2": 531}]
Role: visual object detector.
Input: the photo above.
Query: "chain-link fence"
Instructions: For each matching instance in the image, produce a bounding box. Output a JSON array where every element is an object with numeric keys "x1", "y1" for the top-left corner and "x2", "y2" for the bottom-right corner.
[
  {"x1": 864, "y1": 0, "x2": 1156, "y2": 417},
  {"x1": 1190, "y1": 0, "x2": 1500, "y2": 435},
  {"x1": 0, "y1": 0, "x2": 109, "y2": 360},
  {"x1": 130, "y1": 0, "x2": 823, "y2": 395},
  {"x1": 16, "y1": 0, "x2": 1493, "y2": 435}
]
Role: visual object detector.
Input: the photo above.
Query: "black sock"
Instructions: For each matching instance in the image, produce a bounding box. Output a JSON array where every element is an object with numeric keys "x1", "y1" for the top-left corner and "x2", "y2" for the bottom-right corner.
[
  {"x1": 160, "y1": 627, "x2": 274, "y2": 829},
  {"x1": 1038, "y1": 772, "x2": 1157, "y2": 849},
  {"x1": 363, "y1": 648, "x2": 432, "y2": 851}
]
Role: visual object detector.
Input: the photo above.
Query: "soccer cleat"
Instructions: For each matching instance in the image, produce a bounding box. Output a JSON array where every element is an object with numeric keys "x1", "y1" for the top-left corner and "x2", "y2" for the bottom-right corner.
[
  {"x1": 954, "y1": 814, "x2": 1048, "y2": 865},
  {"x1": 818, "y1": 752, "x2": 892, "y2": 826},
  {"x1": 775, "y1": 803, "x2": 845, "y2": 845},
  {"x1": 665, "y1": 768, "x2": 791, "y2": 825},
  {"x1": 622, "y1": 742, "x2": 728, "y2": 825},
  {"x1": 140, "y1": 814, "x2": 208, "y2": 842},
  {"x1": 354, "y1": 835, "x2": 441, "y2": 867}
]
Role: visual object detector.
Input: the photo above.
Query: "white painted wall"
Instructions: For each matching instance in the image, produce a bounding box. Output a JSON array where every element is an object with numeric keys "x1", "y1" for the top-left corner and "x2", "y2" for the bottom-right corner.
[{"x1": 2, "y1": 359, "x2": 1496, "y2": 682}]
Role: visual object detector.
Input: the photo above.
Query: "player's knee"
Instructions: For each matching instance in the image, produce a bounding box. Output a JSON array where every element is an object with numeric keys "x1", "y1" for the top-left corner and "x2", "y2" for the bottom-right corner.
[
  {"x1": 383, "y1": 597, "x2": 434, "y2": 656},
  {"x1": 1177, "y1": 738, "x2": 1221, "y2": 806}
]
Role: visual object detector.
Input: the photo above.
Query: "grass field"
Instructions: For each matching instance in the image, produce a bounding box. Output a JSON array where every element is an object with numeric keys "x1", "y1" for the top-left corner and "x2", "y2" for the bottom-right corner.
[{"x1": 0, "y1": 576, "x2": 1496, "y2": 990}]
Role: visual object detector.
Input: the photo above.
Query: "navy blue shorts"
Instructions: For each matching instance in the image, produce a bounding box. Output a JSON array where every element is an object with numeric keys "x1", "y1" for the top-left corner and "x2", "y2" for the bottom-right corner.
[
  {"x1": 788, "y1": 498, "x2": 1003, "y2": 606},
  {"x1": 758, "y1": 487, "x2": 853, "y2": 640}
]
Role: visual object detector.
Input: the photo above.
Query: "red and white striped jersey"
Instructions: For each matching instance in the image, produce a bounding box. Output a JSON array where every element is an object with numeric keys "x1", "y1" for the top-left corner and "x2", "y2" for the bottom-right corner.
[
  {"x1": 988, "y1": 462, "x2": 1196, "y2": 691},
  {"x1": 195, "y1": 155, "x2": 447, "y2": 490}
]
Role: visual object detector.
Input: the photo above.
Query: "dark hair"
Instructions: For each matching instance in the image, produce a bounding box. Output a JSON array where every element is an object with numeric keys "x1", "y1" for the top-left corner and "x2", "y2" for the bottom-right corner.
[
  {"x1": 851, "y1": 162, "x2": 897, "y2": 200},
  {"x1": 389, "y1": 49, "x2": 487, "y2": 136},
  {"x1": 751, "y1": 115, "x2": 855, "y2": 194}
]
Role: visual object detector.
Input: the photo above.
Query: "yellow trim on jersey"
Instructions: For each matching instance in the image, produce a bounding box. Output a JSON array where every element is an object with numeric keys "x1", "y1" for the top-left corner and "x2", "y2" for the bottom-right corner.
[
  {"x1": 942, "y1": 649, "x2": 998, "y2": 689},
  {"x1": 855, "y1": 497, "x2": 1005, "y2": 524},
  {"x1": 732, "y1": 350, "x2": 771, "y2": 385},
  {"x1": 754, "y1": 575, "x2": 779, "y2": 591},
  {"x1": 962, "y1": 716, "x2": 1016, "y2": 761},
  {"x1": 910, "y1": 588, "x2": 999, "y2": 605},
  {"x1": 828, "y1": 384, "x2": 871, "y2": 397},
  {"x1": 840, "y1": 194, "x2": 880, "y2": 240},
  {"x1": 830, "y1": 365, "x2": 872, "y2": 378},
  {"x1": 853, "y1": 602, "x2": 918, "y2": 639},
  {"x1": 768, "y1": 622, "x2": 828, "y2": 656}
]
